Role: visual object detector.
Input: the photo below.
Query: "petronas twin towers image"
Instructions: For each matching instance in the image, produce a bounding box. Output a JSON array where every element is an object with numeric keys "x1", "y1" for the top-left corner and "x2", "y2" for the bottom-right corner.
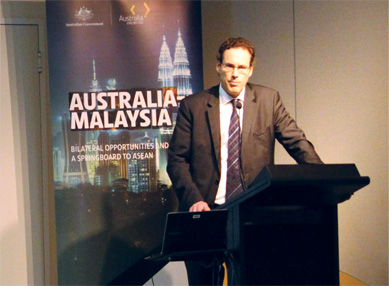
[
  {"x1": 89, "y1": 25, "x2": 193, "y2": 101},
  {"x1": 158, "y1": 27, "x2": 193, "y2": 100}
]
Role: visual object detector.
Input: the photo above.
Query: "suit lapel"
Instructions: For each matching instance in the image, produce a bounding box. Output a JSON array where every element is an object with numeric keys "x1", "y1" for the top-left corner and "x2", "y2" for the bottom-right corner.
[
  {"x1": 206, "y1": 87, "x2": 221, "y2": 174},
  {"x1": 242, "y1": 85, "x2": 256, "y2": 159}
]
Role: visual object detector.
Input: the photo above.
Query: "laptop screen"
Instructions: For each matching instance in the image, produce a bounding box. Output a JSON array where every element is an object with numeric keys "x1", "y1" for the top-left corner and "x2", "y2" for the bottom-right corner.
[{"x1": 161, "y1": 209, "x2": 228, "y2": 255}]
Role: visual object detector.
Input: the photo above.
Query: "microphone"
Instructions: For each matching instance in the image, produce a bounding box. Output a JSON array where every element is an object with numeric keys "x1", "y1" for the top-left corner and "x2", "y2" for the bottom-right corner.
[{"x1": 235, "y1": 100, "x2": 242, "y2": 109}]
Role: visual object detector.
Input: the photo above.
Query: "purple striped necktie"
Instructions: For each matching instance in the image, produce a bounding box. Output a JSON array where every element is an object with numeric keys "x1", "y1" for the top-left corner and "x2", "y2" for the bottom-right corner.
[{"x1": 226, "y1": 99, "x2": 243, "y2": 201}]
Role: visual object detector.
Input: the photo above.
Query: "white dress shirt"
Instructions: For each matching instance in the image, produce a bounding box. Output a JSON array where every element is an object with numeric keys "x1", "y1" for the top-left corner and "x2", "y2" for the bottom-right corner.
[{"x1": 214, "y1": 84, "x2": 245, "y2": 205}]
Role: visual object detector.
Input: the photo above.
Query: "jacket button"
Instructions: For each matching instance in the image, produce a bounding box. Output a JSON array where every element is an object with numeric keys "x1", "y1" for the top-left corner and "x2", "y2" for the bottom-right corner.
[{"x1": 214, "y1": 180, "x2": 219, "y2": 185}]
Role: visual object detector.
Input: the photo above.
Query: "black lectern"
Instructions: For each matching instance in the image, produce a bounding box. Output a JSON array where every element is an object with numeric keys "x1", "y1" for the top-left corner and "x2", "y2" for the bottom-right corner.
[{"x1": 220, "y1": 164, "x2": 370, "y2": 285}]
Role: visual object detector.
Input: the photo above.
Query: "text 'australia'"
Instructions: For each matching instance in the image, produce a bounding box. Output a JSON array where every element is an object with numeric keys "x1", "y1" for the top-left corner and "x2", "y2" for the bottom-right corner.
[{"x1": 68, "y1": 89, "x2": 178, "y2": 130}]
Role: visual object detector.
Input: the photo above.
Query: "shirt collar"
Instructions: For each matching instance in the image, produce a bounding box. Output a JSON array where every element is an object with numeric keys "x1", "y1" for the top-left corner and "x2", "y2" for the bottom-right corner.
[{"x1": 219, "y1": 84, "x2": 246, "y2": 105}]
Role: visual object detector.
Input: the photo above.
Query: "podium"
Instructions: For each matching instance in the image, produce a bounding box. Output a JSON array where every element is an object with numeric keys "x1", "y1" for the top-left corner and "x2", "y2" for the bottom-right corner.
[{"x1": 219, "y1": 164, "x2": 370, "y2": 285}]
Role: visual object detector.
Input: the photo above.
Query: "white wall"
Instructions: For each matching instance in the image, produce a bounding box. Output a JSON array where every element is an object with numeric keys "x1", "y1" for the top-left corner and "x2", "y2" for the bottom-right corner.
[
  {"x1": 294, "y1": 2, "x2": 388, "y2": 284},
  {"x1": 0, "y1": 22, "x2": 31, "y2": 285},
  {"x1": 0, "y1": 1, "x2": 55, "y2": 285}
]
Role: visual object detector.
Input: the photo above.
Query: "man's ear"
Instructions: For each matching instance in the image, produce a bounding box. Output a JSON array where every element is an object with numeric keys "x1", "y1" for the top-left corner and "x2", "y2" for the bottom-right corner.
[
  {"x1": 248, "y1": 66, "x2": 254, "y2": 77},
  {"x1": 216, "y1": 62, "x2": 222, "y2": 73}
]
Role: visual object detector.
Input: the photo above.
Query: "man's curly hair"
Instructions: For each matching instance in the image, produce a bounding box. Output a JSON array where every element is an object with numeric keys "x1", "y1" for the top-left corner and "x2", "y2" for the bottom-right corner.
[{"x1": 216, "y1": 37, "x2": 256, "y2": 66}]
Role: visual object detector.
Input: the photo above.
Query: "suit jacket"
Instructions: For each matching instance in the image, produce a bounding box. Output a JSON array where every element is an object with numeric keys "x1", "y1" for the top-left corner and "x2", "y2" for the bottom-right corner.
[{"x1": 167, "y1": 83, "x2": 323, "y2": 211}]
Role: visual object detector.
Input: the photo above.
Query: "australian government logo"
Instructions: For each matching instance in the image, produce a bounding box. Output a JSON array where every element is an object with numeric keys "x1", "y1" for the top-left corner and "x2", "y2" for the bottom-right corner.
[
  {"x1": 66, "y1": 6, "x2": 104, "y2": 27},
  {"x1": 119, "y1": 2, "x2": 150, "y2": 25}
]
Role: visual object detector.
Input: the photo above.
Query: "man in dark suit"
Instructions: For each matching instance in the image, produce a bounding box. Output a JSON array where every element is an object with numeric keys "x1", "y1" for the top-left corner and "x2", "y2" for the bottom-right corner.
[
  {"x1": 167, "y1": 37, "x2": 322, "y2": 284},
  {"x1": 168, "y1": 37, "x2": 322, "y2": 212}
]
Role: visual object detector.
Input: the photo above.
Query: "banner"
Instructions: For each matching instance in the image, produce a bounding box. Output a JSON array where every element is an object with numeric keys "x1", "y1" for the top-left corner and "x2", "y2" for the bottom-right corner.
[{"x1": 46, "y1": 1, "x2": 203, "y2": 284}]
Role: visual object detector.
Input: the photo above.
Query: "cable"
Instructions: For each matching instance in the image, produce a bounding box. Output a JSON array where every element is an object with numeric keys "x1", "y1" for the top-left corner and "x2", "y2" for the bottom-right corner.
[
  {"x1": 211, "y1": 256, "x2": 225, "y2": 286},
  {"x1": 224, "y1": 251, "x2": 236, "y2": 286}
]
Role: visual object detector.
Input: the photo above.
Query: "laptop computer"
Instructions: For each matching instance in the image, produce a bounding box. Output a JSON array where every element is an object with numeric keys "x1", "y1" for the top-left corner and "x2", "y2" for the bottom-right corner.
[{"x1": 146, "y1": 209, "x2": 228, "y2": 261}]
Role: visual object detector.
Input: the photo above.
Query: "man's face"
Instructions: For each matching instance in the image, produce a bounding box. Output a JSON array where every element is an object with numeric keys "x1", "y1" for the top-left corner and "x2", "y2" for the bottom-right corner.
[{"x1": 216, "y1": 47, "x2": 253, "y2": 98}]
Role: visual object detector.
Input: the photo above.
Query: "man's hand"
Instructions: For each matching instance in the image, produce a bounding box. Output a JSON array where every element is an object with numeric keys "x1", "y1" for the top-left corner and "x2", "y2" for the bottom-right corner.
[{"x1": 189, "y1": 201, "x2": 211, "y2": 212}]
